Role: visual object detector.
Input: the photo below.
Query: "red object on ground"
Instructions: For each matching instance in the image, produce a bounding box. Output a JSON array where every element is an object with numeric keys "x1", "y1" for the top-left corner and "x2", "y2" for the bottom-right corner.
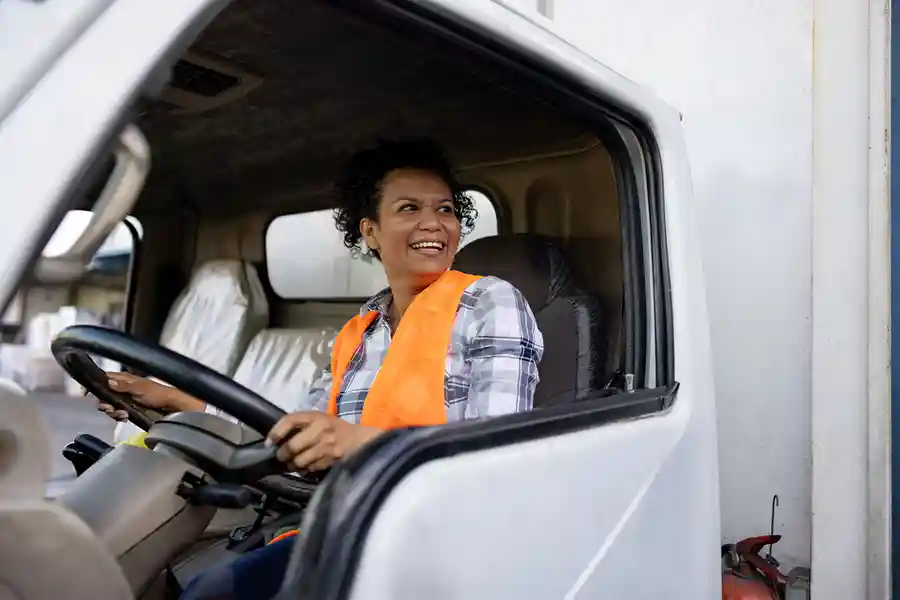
[{"x1": 721, "y1": 535, "x2": 783, "y2": 600}]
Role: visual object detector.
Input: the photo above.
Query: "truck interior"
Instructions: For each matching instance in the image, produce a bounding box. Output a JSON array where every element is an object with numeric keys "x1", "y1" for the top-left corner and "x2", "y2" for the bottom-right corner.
[
  {"x1": 0, "y1": 1, "x2": 677, "y2": 599},
  {"x1": 60, "y1": 0, "x2": 641, "y2": 444},
  {"x1": 115, "y1": 0, "x2": 628, "y2": 382}
]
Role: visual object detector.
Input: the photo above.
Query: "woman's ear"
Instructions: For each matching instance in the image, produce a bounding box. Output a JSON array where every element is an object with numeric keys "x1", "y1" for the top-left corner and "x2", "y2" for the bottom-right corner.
[{"x1": 360, "y1": 218, "x2": 380, "y2": 252}]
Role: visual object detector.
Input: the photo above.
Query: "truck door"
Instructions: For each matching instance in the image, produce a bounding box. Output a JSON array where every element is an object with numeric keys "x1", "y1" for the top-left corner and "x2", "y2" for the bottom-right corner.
[
  {"x1": 0, "y1": 0, "x2": 225, "y2": 313},
  {"x1": 274, "y1": 2, "x2": 721, "y2": 600}
]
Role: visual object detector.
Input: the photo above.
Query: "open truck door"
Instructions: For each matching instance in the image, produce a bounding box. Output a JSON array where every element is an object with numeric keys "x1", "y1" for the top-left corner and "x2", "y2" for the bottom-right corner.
[
  {"x1": 0, "y1": 1, "x2": 719, "y2": 598},
  {"x1": 273, "y1": 4, "x2": 719, "y2": 599}
]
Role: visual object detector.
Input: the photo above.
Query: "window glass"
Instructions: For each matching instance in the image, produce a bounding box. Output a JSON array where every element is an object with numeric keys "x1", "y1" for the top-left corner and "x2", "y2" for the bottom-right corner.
[
  {"x1": 42, "y1": 210, "x2": 143, "y2": 258},
  {"x1": 266, "y1": 189, "x2": 498, "y2": 299},
  {"x1": 459, "y1": 189, "x2": 497, "y2": 250},
  {"x1": 0, "y1": 211, "x2": 140, "y2": 394}
]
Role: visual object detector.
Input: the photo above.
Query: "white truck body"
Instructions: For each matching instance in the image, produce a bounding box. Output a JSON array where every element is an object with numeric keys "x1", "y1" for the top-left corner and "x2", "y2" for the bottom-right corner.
[
  {"x1": 525, "y1": 0, "x2": 891, "y2": 597},
  {"x1": 0, "y1": 1, "x2": 891, "y2": 599}
]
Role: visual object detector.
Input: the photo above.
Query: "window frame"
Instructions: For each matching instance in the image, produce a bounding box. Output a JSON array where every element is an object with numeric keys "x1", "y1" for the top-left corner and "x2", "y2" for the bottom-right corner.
[
  {"x1": 120, "y1": 216, "x2": 143, "y2": 333},
  {"x1": 279, "y1": 3, "x2": 677, "y2": 593}
]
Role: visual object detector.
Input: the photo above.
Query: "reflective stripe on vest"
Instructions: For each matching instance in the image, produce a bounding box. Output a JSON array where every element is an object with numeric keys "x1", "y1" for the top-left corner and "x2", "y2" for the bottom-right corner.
[{"x1": 327, "y1": 270, "x2": 482, "y2": 429}]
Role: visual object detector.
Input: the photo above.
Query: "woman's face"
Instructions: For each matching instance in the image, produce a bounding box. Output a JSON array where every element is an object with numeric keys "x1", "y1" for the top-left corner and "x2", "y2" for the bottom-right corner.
[{"x1": 360, "y1": 168, "x2": 461, "y2": 287}]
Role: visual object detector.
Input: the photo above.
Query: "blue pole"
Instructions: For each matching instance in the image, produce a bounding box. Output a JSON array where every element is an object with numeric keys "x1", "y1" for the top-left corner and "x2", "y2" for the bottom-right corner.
[{"x1": 891, "y1": 0, "x2": 899, "y2": 591}]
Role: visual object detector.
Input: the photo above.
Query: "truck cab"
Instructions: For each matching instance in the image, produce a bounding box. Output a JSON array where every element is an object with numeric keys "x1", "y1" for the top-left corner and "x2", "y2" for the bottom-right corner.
[{"x1": 0, "y1": 1, "x2": 719, "y2": 598}]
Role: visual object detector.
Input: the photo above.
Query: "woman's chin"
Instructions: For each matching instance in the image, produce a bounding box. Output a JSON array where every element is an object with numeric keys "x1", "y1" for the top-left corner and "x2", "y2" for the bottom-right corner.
[{"x1": 408, "y1": 262, "x2": 453, "y2": 284}]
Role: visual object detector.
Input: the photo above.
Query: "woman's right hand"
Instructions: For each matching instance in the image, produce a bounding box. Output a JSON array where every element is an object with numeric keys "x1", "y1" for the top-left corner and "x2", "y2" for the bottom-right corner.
[{"x1": 88, "y1": 372, "x2": 177, "y2": 422}]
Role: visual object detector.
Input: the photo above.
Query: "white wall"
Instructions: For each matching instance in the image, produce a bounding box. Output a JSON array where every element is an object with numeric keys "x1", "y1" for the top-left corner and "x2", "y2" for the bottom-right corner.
[{"x1": 549, "y1": 0, "x2": 814, "y2": 566}]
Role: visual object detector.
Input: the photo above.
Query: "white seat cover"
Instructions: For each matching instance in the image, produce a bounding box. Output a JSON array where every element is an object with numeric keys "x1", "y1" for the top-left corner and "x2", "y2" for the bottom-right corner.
[
  {"x1": 204, "y1": 327, "x2": 338, "y2": 422},
  {"x1": 158, "y1": 260, "x2": 269, "y2": 376},
  {"x1": 115, "y1": 260, "x2": 269, "y2": 443}
]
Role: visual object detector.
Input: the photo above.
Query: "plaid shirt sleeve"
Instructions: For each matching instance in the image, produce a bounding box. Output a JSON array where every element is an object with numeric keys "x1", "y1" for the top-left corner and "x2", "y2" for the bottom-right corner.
[
  {"x1": 462, "y1": 277, "x2": 544, "y2": 418},
  {"x1": 305, "y1": 368, "x2": 332, "y2": 412}
]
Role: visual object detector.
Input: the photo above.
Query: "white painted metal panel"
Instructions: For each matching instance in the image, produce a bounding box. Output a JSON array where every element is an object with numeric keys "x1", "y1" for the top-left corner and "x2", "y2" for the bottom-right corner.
[{"x1": 549, "y1": 0, "x2": 815, "y2": 569}]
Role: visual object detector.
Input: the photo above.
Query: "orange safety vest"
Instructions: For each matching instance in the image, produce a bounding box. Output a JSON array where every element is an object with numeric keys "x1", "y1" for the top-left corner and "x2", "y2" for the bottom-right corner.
[{"x1": 326, "y1": 269, "x2": 482, "y2": 429}]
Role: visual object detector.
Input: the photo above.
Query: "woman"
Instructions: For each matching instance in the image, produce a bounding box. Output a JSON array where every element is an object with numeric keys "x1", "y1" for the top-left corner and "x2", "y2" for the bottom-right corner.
[{"x1": 98, "y1": 139, "x2": 544, "y2": 600}]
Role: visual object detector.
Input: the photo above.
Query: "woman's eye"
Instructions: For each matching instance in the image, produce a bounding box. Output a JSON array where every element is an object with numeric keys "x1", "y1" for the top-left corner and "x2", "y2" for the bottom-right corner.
[
  {"x1": 438, "y1": 205, "x2": 454, "y2": 213},
  {"x1": 399, "y1": 204, "x2": 417, "y2": 212}
]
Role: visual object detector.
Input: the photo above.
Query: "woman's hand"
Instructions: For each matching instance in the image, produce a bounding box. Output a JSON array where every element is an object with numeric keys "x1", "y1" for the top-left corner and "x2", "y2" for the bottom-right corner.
[
  {"x1": 91, "y1": 372, "x2": 204, "y2": 421},
  {"x1": 266, "y1": 412, "x2": 383, "y2": 472}
]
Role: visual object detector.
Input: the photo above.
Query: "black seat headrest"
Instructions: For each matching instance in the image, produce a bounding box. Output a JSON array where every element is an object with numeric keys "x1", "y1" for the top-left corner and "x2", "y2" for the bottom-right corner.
[{"x1": 453, "y1": 234, "x2": 573, "y2": 310}]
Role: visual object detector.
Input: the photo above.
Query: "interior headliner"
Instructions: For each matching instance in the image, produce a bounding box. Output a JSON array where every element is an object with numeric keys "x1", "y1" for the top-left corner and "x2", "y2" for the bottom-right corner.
[{"x1": 134, "y1": 0, "x2": 593, "y2": 217}]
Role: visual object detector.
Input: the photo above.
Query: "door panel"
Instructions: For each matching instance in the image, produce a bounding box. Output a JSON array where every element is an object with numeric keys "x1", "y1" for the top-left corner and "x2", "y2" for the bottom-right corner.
[
  {"x1": 0, "y1": 0, "x2": 115, "y2": 121},
  {"x1": 280, "y1": 386, "x2": 718, "y2": 600},
  {"x1": 346, "y1": 410, "x2": 690, "y2": 599}
]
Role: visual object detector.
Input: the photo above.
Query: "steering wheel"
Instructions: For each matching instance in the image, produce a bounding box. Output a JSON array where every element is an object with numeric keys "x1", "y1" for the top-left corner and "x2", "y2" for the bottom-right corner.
[
  {"x1": 52, "y1": 344, "x2": 164, "y2": 431},
  {"x1": 51, "y1": 325, "x2": 293, "y2": 482}
]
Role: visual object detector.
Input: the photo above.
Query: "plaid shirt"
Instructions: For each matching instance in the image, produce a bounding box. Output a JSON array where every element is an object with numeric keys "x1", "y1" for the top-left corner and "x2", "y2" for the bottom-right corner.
[{"x1": 304, "y1": 275, "x2": 543, "y2": 423}]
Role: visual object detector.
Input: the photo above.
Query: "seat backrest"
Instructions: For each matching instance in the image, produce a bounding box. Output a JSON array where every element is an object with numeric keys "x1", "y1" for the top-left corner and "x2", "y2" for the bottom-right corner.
[
  {"x1": 158, "y1": 260, "x2": 269, "y2": 376},
  {"x1": 232, "y1": 328, "x2": 336, "y2": 409},
  {"x1": 115, "y1": 260, "x2": 270, "y2": 443},
  {"x1": 0, "y1": 387, "x2": 132, "y2": 600},
  {"x1": 203, "y1": 327, "x2": 338, "y2": 423},
  {"x1": 454, "y1": 234, "x2": 606, "y2": 406}
]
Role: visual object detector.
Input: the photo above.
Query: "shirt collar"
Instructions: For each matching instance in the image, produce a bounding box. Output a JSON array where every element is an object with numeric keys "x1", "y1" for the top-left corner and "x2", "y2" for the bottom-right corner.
[{"x1": 360, "y1": 286, "x2": 392, "y2": 317}]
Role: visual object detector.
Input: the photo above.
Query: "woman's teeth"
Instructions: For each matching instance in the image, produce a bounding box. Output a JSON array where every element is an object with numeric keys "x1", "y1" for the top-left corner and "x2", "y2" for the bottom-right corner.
[{"x1": 411, "y1": 241, "x2": 444, "y2": 250}]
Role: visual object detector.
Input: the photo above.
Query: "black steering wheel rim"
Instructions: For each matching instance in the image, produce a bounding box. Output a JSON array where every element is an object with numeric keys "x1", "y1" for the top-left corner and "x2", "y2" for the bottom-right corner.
[{"x1": 51, "y1": 325, "x2": 287, "y2": 436}]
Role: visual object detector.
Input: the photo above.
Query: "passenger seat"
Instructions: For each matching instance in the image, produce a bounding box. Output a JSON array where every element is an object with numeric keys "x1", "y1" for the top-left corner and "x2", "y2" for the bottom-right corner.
[
  {"x1": 205, "y1": 326, "x2": 338, "y2": 420},
  {"x1": 113, "y1": 260, "x2": 269, "y2": 443},
  {"x1": 209, "y1": 326, "x2": 338, "y2": 420}
]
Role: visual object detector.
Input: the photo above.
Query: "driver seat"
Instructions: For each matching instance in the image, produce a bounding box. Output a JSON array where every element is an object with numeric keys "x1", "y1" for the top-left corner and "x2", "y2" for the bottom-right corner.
[{"x1": 0, "y1": 386, "x2": 131, "y2": 600}]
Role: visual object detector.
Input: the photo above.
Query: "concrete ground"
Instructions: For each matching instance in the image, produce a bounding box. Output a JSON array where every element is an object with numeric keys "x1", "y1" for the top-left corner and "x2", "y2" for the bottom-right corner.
[{"x1": 31, "y1": 392, "x2": 115, "y2": 497}]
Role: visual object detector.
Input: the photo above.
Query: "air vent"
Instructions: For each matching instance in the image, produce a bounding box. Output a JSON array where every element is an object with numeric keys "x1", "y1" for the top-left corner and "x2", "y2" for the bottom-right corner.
[
  {"x1": 170, "y1": 61, "x2": 241, "y2": 97},
  {"x1": 157, "y1": 51, "x2": 263, "y2": 114}
]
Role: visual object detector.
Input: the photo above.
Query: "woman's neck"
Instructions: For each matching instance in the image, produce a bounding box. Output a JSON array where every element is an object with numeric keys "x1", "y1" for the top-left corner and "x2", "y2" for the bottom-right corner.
[
  {"x1": 387, "y1": 275, "x2": 437, "y2": 325},
  {"x1": 388, "y1": 287, "x2": 417, "y2": 324}
]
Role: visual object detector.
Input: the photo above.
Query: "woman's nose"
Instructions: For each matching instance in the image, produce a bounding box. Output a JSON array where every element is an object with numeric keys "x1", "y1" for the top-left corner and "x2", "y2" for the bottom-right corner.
[{"x1": 417, "y1": 207, "x2": 442, "y2": 230}]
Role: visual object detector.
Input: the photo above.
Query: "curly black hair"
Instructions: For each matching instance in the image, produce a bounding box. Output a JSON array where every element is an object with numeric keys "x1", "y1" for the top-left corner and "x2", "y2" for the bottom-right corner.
[{"x1": 333, "y1": 138, "x2": 476, "y2": 259}]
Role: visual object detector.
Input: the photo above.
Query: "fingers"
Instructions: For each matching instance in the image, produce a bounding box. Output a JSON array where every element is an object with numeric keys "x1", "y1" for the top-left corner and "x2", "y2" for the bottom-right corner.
[
  {"x1": 97, "y1": 403, "x2": 129, "y2": 422},
  {"x1": 267, "y1": 412, "x2": 319, "y2": 446},
  {"x1": 267, "y1": 413, "x2": 370, "y2": 472},
  {"x1": 275, "y1": 417, "x2": 328, "y2": 464},
  {"x1": 106, "y1": 372, "x2": 141, "y2": 392},
  {"x1": 291, "y1": 445, "x2": 337, "y2": 472}
]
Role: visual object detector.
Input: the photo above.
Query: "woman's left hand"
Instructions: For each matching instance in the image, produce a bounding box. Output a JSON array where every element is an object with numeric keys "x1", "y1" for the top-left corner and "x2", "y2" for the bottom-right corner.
[{"x1": 266, "y1": 411, "x2": 383, "y2": 472}]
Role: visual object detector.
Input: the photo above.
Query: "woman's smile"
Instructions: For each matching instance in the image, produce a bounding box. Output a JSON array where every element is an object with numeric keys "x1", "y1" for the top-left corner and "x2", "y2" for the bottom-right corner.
[{"x1": 409, "y1": 239, "x2": 447, "y2": 256}]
